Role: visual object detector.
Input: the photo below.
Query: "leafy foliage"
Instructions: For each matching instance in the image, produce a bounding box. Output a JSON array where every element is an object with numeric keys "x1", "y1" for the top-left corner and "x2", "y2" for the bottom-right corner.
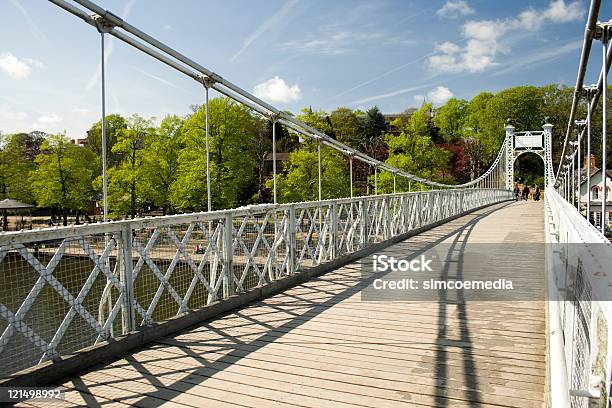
[
  {"x1": 171, "y1": 97, "x2": 259, "y2": 212},
  {"x1": 379, "y1": 103, "x2": 451, "y2": 192},
  {"x1": 1, "y1": 83, "x2": 582, "y2": 220},
  {"x1": 29, "y1": 134, "x2": 95, "y2": 225},
  {"x1": 266, "y1": 141, "x2": 349, "y2": 203}
]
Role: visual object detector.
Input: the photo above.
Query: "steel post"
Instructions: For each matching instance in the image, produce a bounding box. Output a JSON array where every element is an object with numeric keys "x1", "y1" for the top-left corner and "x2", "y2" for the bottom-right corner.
[
  {"x1": 317, "y1": 140, "x2": 322, "y2": 201},
  {"x1": 272, "y1": 118, "x2": 277, "y2": 204},
  {"x1": 602, "y1": 36, "x2": 609, "y2": 233},
  {"x1": 205, "y1": 85, "x2": 212, "y2": 212},
  {"x1": 349, "y1": 155, "x2": 353, "y2": 198},
  {"x1": 100, "y1": 33, "x2": 108, "y2": 222}
]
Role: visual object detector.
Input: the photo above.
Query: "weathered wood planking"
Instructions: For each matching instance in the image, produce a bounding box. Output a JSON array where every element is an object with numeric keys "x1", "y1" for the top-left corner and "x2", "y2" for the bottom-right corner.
[{"x1": 22, "y1": 201, "x2": 546, "y2": 408}]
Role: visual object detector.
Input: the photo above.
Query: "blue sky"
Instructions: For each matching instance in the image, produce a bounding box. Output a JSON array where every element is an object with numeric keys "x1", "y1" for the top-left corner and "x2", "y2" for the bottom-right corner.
[{"x1": 0, "y1": 0, "x2": 609, "y2": 138}]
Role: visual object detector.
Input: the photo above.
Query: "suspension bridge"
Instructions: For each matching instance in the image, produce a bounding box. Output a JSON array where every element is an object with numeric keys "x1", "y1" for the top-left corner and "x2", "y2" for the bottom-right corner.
[{"x1": 0, "y1": 0, "x2": 611, "y2": 407}]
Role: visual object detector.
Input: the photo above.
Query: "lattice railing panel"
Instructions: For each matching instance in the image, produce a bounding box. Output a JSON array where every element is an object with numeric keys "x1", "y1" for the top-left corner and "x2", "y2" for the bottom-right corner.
[
  {"x1": 0, "y1": 188, "x2": 512, "y2": 377},
  {"x1": 0, "y1": 231, "x2": 123, "y2": 377}
]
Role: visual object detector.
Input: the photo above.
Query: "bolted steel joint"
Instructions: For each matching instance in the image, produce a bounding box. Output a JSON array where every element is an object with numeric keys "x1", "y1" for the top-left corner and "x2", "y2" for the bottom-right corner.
[
  {"x1": 198, "y1": 74, "x2": 217, "y2": 89},
  {"x1": 92, "y1": 14, "x2": 115, "y2": 33},
  {"x1": 582, "y1": 84, "x2": 598, "y2": 99},
  {"x1": 594, "y1": 21, "x2": 612, "y2": 42},
  {"x1": 574, "y1": 119, "x2": 587, "y2": 130},
  {"x1": 268, "y1": 112, "x2": 281, "y2": 123}
]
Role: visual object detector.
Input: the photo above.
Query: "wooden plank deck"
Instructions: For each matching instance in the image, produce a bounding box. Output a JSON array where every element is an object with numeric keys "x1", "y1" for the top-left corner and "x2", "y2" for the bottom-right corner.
[{"x1": 21, "y1": 200, "x2": 546, "y2": 408}]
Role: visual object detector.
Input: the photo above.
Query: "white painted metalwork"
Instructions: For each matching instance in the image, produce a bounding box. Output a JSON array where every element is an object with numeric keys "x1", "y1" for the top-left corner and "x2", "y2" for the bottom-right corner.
[
  {"x1": 545, "y1": 188, "x2": 612, "y2": 407},
  {"x1": 49, "y1": 0, "x2": 511, "y2": 192},
  {"x1": 0, "y1": 188, "x2": 510, "y2": 376}
]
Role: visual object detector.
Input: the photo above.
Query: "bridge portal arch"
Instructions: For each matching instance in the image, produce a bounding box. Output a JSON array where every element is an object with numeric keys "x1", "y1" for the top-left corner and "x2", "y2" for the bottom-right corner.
[{"x1": 504, "y1": 123, "x2": 554, "y2": 189}]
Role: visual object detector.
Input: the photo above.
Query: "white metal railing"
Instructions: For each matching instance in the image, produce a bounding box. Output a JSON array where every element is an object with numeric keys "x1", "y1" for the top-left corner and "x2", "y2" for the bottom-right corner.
[
  {"x1": 0, "y1": 188, "x2": 510, "y2": 377},
  {"x1": 545, "y1": 188, "x2": 612, "y2": 407}
]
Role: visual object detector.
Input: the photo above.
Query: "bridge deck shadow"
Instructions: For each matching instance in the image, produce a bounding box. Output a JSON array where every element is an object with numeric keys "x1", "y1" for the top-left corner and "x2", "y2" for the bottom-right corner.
[{"x1": 20, "y1": 201, "x2": 546, "y2": 408}]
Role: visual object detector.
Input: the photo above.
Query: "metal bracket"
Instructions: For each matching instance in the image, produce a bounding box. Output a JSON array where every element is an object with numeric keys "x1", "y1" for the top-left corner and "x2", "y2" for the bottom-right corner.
[
  {"x1": 198, "y1": 74, "x2": 217, "y2": 89},
  {"x1": 594, "y1": 21, "x2": 612, "y2": 42},
  {"x1": 574, "y1": 119, "x2": 587, "y2": 130},
  {"x1": 583, "y1": 84, "x2": 598, "y2": 99},
  {"x1": 92, "y1": 14, "x2": 115, "y2": 34},
  {"x1": 269, "y1": 112, "x2": 281, "y2": 123}
]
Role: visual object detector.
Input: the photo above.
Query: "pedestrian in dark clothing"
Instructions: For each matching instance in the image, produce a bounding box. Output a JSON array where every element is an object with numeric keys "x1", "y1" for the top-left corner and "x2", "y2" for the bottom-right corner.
[
  {"x1": 533, "y1": 186, "x2": 541, "y2": 201},
  {"x1": 523, "y1": 185, "x2": 530, "y2": 201},
  {"x1": 513, "y1": 184, "x2": 520, "y2": 201}
]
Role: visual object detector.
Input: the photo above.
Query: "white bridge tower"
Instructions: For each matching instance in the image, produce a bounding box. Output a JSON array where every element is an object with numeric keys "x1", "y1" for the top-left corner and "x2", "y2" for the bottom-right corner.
[{"x1": 504, "y1": 123, "x2": 554, "y2": 190}]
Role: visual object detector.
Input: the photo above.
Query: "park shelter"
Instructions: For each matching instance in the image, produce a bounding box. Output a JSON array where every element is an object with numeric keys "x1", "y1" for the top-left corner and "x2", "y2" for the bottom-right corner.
[{"x1": 0, "y1": 198, "x2": 34, "y2": 231}]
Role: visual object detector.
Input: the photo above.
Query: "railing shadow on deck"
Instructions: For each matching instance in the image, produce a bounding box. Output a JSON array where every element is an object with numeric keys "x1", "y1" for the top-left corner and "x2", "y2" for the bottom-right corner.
[{"x1": 63, "y1": 202, "x2": 510, "y2": 407}]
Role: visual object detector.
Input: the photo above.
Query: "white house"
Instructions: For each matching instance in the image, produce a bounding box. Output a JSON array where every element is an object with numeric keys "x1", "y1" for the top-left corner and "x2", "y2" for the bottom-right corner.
[{"x1": 579, "y1": 155, "x2": 612, "y2": 228}]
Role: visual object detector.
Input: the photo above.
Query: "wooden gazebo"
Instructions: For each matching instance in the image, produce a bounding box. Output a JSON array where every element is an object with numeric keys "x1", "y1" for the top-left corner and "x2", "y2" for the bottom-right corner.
[{"x1": 0, "y1": 198, "x2": 34, "y2": 231}]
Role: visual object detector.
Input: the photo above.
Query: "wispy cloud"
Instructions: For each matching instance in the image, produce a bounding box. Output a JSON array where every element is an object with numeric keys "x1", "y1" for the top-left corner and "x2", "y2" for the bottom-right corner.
[
  {"x1": 231, "y1": 0, "x2": 299, "y2": 62},
  {"x1": 281, "y1": 31, "x2": 384, "y2": 56},
  {"x1": 133, "y1": 67, "x2": 182, "y2": 90},
  {"x1": 37, "y1": 114, "x2": 62, "y2": 124},
  {"x1": 332, "y1": 52, "x2": 435, "y2": 100},
  {"x1": 9, "y1": 0, "x2": 45, "y2": 41},
  {"x1": 72, "y1": 108, "x2": 90, "y2": 115},
  {"x1": 345, "y1": 83, "x2": 435, "y2": 106},
  {"x1": 491, "y1": 39, "x2": 582, "y2": 77},
  {"x1": 85, "y1": 0, "x2": 137, "y2": 91}
]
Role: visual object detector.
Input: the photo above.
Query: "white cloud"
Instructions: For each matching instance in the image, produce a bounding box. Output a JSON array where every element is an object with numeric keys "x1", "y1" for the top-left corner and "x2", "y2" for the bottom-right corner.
[
  {"x1": 413, "y1": 94, "x2": 425, "y2": 105},
  {"x1": 162, "y1": 24, "x2": 173, "y2": 31},
  {"x1": 22, "y1": 58, "x2": 44, "y2": 69},
  {"x1": 437, "y1": 0, "x2": 475, "y2": 19},
  {"x1": 427, "y1": 86, "x2": 454, "y2": 105},
  {"x1": 0, "y1": 107, "x2": 28, "y2": 122},
  {"x1": 72, "y1": 108, "x2": 90, "y2": 115},
  {"x1": 253, "y1": 76, "x2": 302, "y2": 103},
  {"x1": 37, "y1": 114, "x2": 62, "y2": 124},
  {"x1": 436, "y1": 42, "x2": 462, "y2": 55},
  {"x1": 282, "y1": 31, "x2": 383, "y2": 56},
  {"x1": 429, "y1": 0, "x2": 584, "y2": 73},
  {"x1": 231, "y1": 0, "x2": 299, "y2": 61},
  {"x1": 0, "y1": 52, "x2": 42, "y2": 79}
]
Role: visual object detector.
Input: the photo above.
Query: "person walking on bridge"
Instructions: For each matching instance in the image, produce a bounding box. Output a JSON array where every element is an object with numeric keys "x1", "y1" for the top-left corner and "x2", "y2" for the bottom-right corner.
[
  {"x1": 533, "y1": 185, "x2": 541, "y2": 201},
  {"x1": 522, "y1": 185, "x2": 530, "y2": 201},
  {"x1": 513, "y1": 184, "x2": 520, "y2": 201}
]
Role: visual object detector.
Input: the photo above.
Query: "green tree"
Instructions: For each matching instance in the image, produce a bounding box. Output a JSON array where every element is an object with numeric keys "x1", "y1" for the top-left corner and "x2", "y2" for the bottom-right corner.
[
  {"x1": 30, "y1": 134, "x2": 95, "y2": 225},
  {"x1": 139, "y1": 115, "x2": 185, "y2": 215},
  {"x1": 297, "y1": 108, "x2": 335, "y2": 137},
  {"x1": 379, "y1": 103, "x2": 451, "y2": 192},
  {"x1": 480, "y1": 86, "x2": 544, "y2": 161},
  {"x1": 0, "y1": 132, "x2": 45, "y2": 203},
  {"x1": 103, "y1": 114, "x2": 154, "y2": 219},
  {"x1": 541, "y1": 84, "x2": 575, "y2": 166},
  {"x1": 171, "y1": 97, "x2": 259, "y2": 211},
  {"x1": 434, "y1": 98, "x2": 467, "y2": 142},
  {"x1": 356, "y1": 106, "x2": 388, "y2": 158},
  {"x1": 329, "y1": 107, "x2": 360, "y2": 145},
  {"x1": 266, "y1": 140, "x2": 349, "y2": 203},
  {"x1": 86, "y1": 114, "x2": 128, "y2": 167}
]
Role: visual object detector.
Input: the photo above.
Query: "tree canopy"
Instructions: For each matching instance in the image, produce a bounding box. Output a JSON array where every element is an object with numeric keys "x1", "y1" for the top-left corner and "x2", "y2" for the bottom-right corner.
[{"x1": 0, "y1": 83, "x2": 585, "y2": 222}]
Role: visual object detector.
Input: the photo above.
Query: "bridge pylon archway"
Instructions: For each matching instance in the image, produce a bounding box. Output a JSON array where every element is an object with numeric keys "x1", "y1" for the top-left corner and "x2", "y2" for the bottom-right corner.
[{"x1": 504, "y1": 123, "x2": 554, "y2": 190}]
